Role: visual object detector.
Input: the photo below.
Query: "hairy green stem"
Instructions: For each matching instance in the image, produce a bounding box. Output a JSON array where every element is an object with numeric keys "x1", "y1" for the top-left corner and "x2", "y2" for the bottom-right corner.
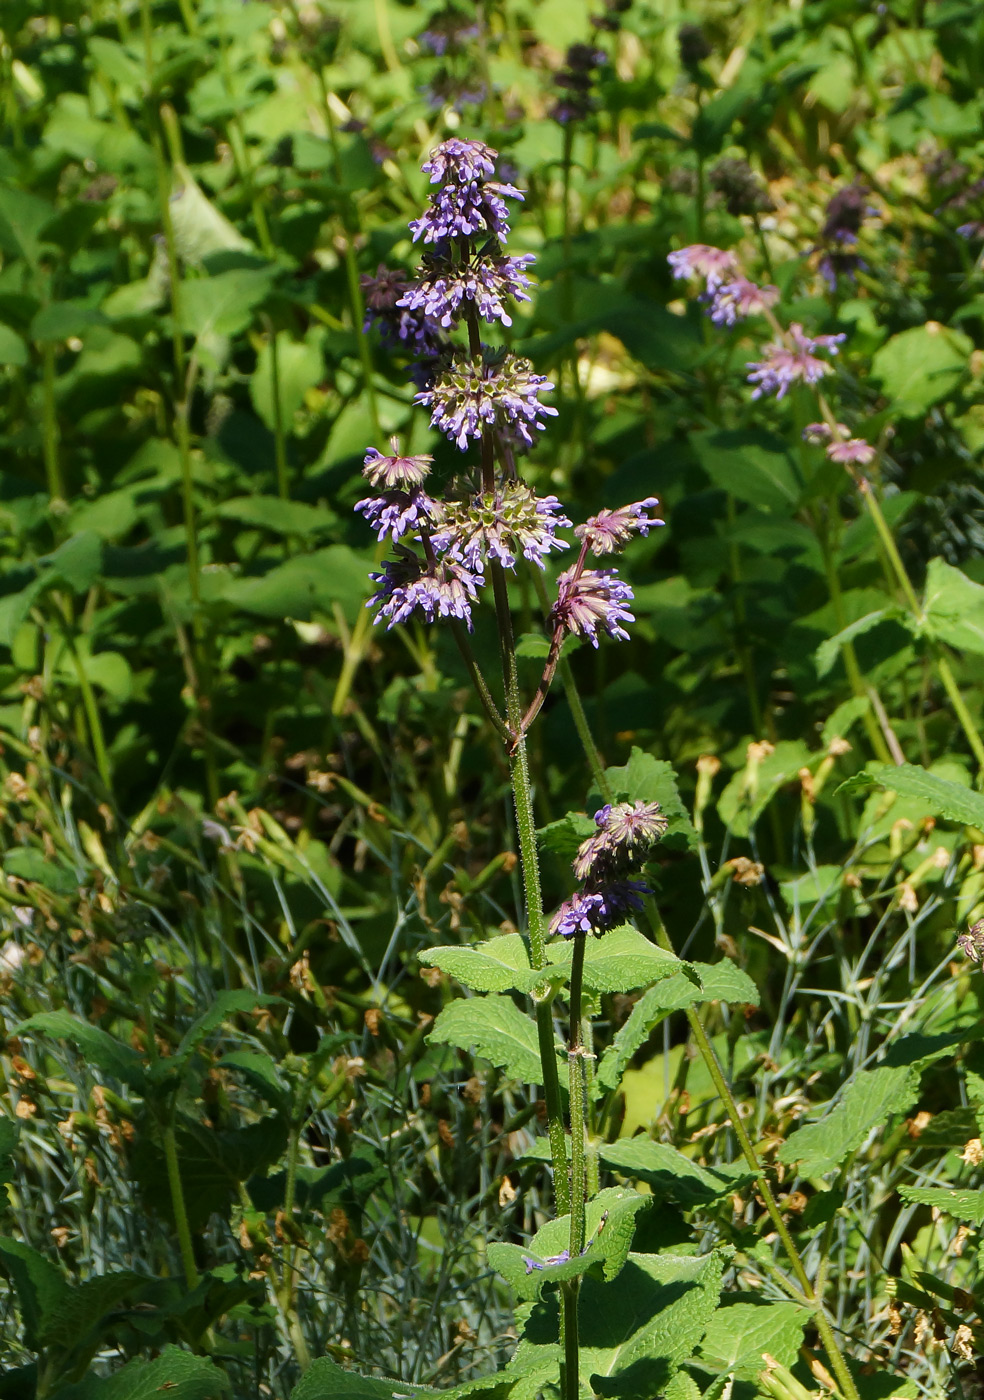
[{"x1": 163, "y1": 1120, "x2": 201, "y2": 1291}]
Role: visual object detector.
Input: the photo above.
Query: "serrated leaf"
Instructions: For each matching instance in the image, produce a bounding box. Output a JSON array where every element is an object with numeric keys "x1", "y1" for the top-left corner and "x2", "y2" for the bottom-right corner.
[
  {"x1": 517, "y1": 1249, "x2": 728, "y2": 1399},
  {"x1": 897, "y1": 1186, "x2": 984, "y2": 1224},
  {"x1": 419, "y1": 934, "x2": 550, "y2": 994},
  {"x1": 816, "y1": 609, "x2": 897, "y2": 678},
  {"x1": 598, "y1": 961, "x2": 759, "y2": 1092},
  {"x1": 537, "y1": 810, "x2": 599, "y2": 861},
  {"x1": 695, "y1": 1297, "x2": 808, "y2": 1379},
  {"x1": 0, "y1": 1237, "x2": 68, "y2": 1351},
  {"x1": 17, "y1": 1011, "x2": 147, "y2": 1091},
  {"x1": 837, "y1": 762, "x2": 984, "y2": 829},
  {"x1": 170, "y1": 991, "x2": 284, "y2": 1074},
  {"x1": 427, "y1": 995, "x2": 551, "y2": 1082},
  {"x1": 921, "y1": 557, "x2": 984, "y2": 655},
  {"x1": 59, "y1": 1346, "x2": 229, "y2": 1400},
  {"x1": 546, "y1": 925, "x2": 683, "y2": 994},
  {"x1": 777, "y1": 1064, "x2": 920, "y2": 1175},
  {"x1": 692, "y1": 429, "x2": 800, "y2": 513},
  {"x1": 290, "y1": 1357, "x2": 439, "y2": 1400},
  {"x1": 599, "y1": 1139, "x2": 755, "y2": 1206},
  {"x1": 488, "y1": 1187, "x2": 649, "y2": 1300},
  {"x1": 598, "y1": 748, "x2": 697, "y2": 850}
]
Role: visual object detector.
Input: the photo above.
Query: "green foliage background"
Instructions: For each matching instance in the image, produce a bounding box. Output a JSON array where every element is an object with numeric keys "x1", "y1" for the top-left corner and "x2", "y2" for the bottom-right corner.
[{"x1": 3, "y1": 0, "x2": 984, "y2": 1397}]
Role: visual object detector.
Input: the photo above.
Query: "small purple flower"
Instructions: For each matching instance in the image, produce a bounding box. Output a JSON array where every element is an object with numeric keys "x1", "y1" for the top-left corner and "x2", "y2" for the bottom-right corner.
[
  {"x1": 409, "y1": 180, "x2": 524, "y2": 245},
  {"x1": 551, "y1": 568, "x2": 635, "y2": 647},
  {"x1": 416, "y1": 352, "x2": 557, "y2": 451},
  {"x1": 362, "y1": 265, "x2": 445, "y2": 355},
  {"x1": 418, "y1": 11, "x2": 481, "y2": 56},
  {"x1": 958, "y1": 221, "x2": 984, "y2": 240},
  {"x1": 801, "y1": 422, "x2": 834, "y2": 445},
  {"x1": 362, "y1": 441, "x2": 434, "y2": 490},
  {"x1": 421, "y1": 138, "x2": 498, "y2": 185},
  {"x1": 746, "y1": 322, "x2": 845, "y2": 400},
  {"x1": 398, "y1": 254, "x2": 534, "y2": 329},
  {"x1": 667, "y1": 244, "x2": 739, "y2": 290},
  {"x1": 354, "y1": 488, "x2": 441, "y2": 543},
  {"x1": 816, "y1": 182, "x2": 875, "y2": 287},
  {"x1": 575, "y1": 499, "x2": 663, "y2": 557},
  {"x1": 523, "y1": 1249, "x2": 571, "y2": 1274},
  {"x1": 826, "y1": 438, "x2": 876, "y2": 467},
  {"x1": 433, "y1": 484, "x2": 571, "y2": 571},
  {"x1": 550, "y1": 880, "x2": 651, "y2": 938},
  {"x1": 702, "y1": 277, "x2": 780, "y2": 327},
  {"x1": 368, "y1": 547, "x2": 483, "y2": 630}
]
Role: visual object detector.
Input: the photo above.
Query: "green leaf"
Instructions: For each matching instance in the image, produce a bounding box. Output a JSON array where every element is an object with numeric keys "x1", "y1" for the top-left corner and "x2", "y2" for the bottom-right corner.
[
  {"x1": 692, "y1": 429, "x2": 801, "y2": 513},
  {"x1": 30, "y1": 301, "x2": 106, "y2": 343},
  {"x1": 488, "y1": 1187, "x2": 649, "y2": 1300},
  {"x1": 43, "y1": 532, "x2": 103, "y2": 592},
  {"x1": 871, "y1": 322, "x2": 972, "y2": 417},
  {"x1": 546, "y1": 926, "x2": 684, "y2": 994},
  {"x1": 179, "y1": 267, "x2": 276, "y2": 341},
  {"x1": 169, "y1": 991, "x2": 284, "y2": 1076},
  {"x1": 59, "y1": 1346, "x2": 229, "y2": 1400},
  {"x1": 0, "y1": 323, "x2": 27, "y2": 366},
  {"x1": 290, "y1": 1357, "x2": 440, "y2": 1400},
  {"x1": 216, "y1": 545, "x2": 370, "y2": 623},
  {"x1": 0, "y1": 1237, "x2": 67, "y2": 1351},
  {"x1": 599, "y1": 1139, "x2": 755, "y2": 1206},
  {"x1": 897, "y1": 1186, "x2": 984, "y2": 1224},
  {"x1": 4, "y1": 846, "x2": 78, "y2": 894},
  {"x1": 249, "y1": 1151, "x2": 388, "y2": 1214},
  {"x1": 837, "y1": 762, "x2": 984, "y2": 829},
  {"x1": 17, "y1": 1011, "x2": 147, "y2": 1091},
  {"x1": 717, "y1": 740, "x2": 813, "y2": 838},
  {"x1": 695, "y1": 1297, "x2": 808, "y2": 1380},
  {"x1": 537, "y1": 810, "x2": 599, "y2": 861},
  {"x1": 213, "y1": 496, "x2": 337, "y2": 538},
  {"x1": 169, "y1": 165, "x2": 254, "y2": 264},
  {"x1": 250, "y1": 333, "x2": 324, "y2": 430},
  {"x1": 920, "y1": 557, "x2": 984, "y2": 655},
  {"x1": 598, "y1": 961, "x2": 758, "y2": 1092},
  {"x1": 777, "y1": 1064, "x2": 921, "y2": 1175},
  {"x1": 599, "y1": 747, "x2": 698, "y2": 850},
  {"x1": 0, "y1": 184, "x2": 53, "y2": 266},
  {"x1": 419, "y1": 934, "x2": 550, "y2": 994},
  {"x1": 517, "y1": 1249, "x2": 728, "y2": 1399},
  {"x1": 427, "y1": 995, "x2": 550, "y2": 1082},
  {"x1": 816, "y1": 609, "x2": 897, "y2": 678},
  {"x1": 0, "y1": 1118, "x2": 17, "y2": 1187}
]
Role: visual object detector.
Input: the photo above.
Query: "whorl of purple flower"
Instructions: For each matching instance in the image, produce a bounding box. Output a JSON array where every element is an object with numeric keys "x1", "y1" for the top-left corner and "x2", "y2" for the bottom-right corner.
[
  {"x1": 422, "y1": 138, "x2": 498, "y2": 185},
  {"x1": 362, "y1": 441, "x2": 434, "y2": 490},
  {"x1": 575, "y1": 499, "x2": 663, "y2": 556},
  {"x1": 367, "y1": 547, "x2": 483, "y2": 630},
  {"x1": 432, "y1": 484, "x2": 571, "y2": 571},
  {"x1": 398, "y1": 253, "x2": 534, "y2": 329},
  {"x1": 361, "y1": 265, "x2": 445, "y2": 356},
  {"x1": 801, "y1": 422, "x2": 834, "y2": 445},
  {"x1": 667, "y1": 243, "x2": 739, "y2": 290},
  {"x1": 410, "y1": 179, "x2": 524, "y2": 245},
  {"x1": 549, "y1": 42, "x2": 606, "y2": 124},
  {"x1": 550, "y1": 880, "x2": 651, "y2": 938},
  {"x1": 746, "y1": 323, "x2": 845, "y2": 400},
  {"x1": 817, "y1": 182, "x2": 876, "y2": 288},
  {"x1": 551, "y1": 568, "x2": 635, "y2": 647},
  {"x1": 827, "y1": 438, "x2": 876, "y2": 466},
  {"x1": 418, "y1": 8, "x2": 481, "y2": 56},
  {"x1": 573, "y1": 801, "x2": 669, "y2": 883},
  {"x1": 354, "y1": 488, "x2": 441, "y2": 543},
  {"x1": 423, "y1": 71, "x2": 488, "y2": 113},
  {"x1": 702, "y1": 277, "x2": 780, "y2": 327},
  {"x1": 415, "y1": 352, "x2": 558, "y2": 451}
]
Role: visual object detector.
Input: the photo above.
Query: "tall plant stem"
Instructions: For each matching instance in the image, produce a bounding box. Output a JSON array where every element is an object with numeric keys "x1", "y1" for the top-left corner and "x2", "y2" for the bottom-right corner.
[
  {"x1": 41, "y1": 345, "x2": 64, "y2": 503},
  {"x1": 858, "y1": 480, "x2": 984, "y2": 775},
  {"x1": 648, "y1": 916, "x2": 861, "y2": 1400},
  {"x1": 163, "y1": 1120, "x2": 201, "y2": 1291}
]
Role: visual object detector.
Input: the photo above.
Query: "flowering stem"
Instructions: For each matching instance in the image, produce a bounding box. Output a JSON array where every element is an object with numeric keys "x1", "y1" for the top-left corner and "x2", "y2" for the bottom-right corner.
[
  {"x1": 567, "y1": 935, "x2": 588, "y2": 1261},
  {"x1": 448, "y1": 620, "x2": 512, "y2": 745}
]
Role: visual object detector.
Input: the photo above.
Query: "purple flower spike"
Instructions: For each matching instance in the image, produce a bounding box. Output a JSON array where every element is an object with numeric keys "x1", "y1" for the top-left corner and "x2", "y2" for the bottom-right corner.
[
  {"x1": 573, "y1": 801, "x2": 668, "y2": 882},
  {"x1": 523, "y1": 1248, "x2": 572, "y2": 1274},
  {"x1": 703, "y1": 277, "x2": 779, "y2": 327},
  {"x1": 667, "y1": 244, "x2": 739, "y2": 290},
  {"x1": 575, "y1": 499, "x2": 663, "y2": 557},
  {"x1": 416, "y1": 353, "x2": 557, "y2": 451},
  {"x1": 421, "y1": 138, "x2": 498, "y2": 185},
  {"x1": 746, "y1": 323, "x2": 845, "y2": 400},
  {"x1": 368, "y1": 547, "x2": 483, "y2": 630},
  {"x1": 410, "y1": 180, "x2": 524, "y2": 245},
  {"x1": 551, "y1": 568, "x2": 635, "y2": 647}
]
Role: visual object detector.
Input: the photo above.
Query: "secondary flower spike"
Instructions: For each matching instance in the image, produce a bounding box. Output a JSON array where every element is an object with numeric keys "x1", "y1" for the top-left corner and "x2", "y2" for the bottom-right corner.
[
  {"x1": 746, "y1": 323, "x2": 845, "y2": 400},
  {"x1": 575, "y1": 499, "x2": 662, "y2": 556},
  {"x1": 552, "y1": 799, "x2": 668, "y2": 939}
]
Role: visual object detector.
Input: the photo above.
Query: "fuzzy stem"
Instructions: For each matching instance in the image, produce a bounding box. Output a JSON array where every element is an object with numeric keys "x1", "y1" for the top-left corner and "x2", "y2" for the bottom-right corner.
[
  {"x1": 163, "y1": 1120, "x2": 201, "y2": 1291},
  {"x1": 567, "y1": 934, "x2": 588, "y2": 1260}
]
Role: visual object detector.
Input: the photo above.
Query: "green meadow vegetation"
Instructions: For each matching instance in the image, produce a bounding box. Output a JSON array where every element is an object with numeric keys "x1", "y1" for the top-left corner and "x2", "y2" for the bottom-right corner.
[{"x1": 3, "y1": 2, "x2": 984, "y2": 1398}]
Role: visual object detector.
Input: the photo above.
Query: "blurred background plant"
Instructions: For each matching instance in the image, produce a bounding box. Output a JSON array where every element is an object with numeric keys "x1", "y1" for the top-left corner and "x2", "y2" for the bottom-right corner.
[{"x1": 4, "y1": 0, "x2": 984, "y2": 1397}]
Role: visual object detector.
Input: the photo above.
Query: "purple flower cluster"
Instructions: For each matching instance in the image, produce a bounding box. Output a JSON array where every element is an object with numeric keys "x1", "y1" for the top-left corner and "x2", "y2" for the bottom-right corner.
[
  {"x1": 409, "y1": 150, "x2": 524, "y2": 245},
  {"x1": 361, "y1": 264, "x2": 445, "y2": 357},
  {"x1": 416, "y1": 352, "x2": 558, "y2": 450},
  {"x1": 575, "y1": 499, "x2": 662, "y2": 556},
  {"x1": 746, "y1": 323, "x2": 845, "y2": 400},
  {"x1": 816, "y1": 182, "x2": 876, "y2": 289},
  {"x1": 432, "y1": 483, "x2": 571, "y2": 571},
  {"x1": 551, "y1": 568, "x2": 635, "y2": 647},
  {"x1": 398, "y1": 253, "x2": 534, "y2": 329},
  {"x1": 550, "y1": 800, "x2": 667, "y2": 939},
  {"x1": 668, "y1": 243, "x2": 778, "y2": 329},
  {"x1": 550, "y1": 42, "x2": 607, "y2": 125},
  {"x1": 368, "y1": 547, "x2": 483, "y2": 630},
  {"x1": 801, "y1": 423, "x2": 875, "y2": 470}
]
